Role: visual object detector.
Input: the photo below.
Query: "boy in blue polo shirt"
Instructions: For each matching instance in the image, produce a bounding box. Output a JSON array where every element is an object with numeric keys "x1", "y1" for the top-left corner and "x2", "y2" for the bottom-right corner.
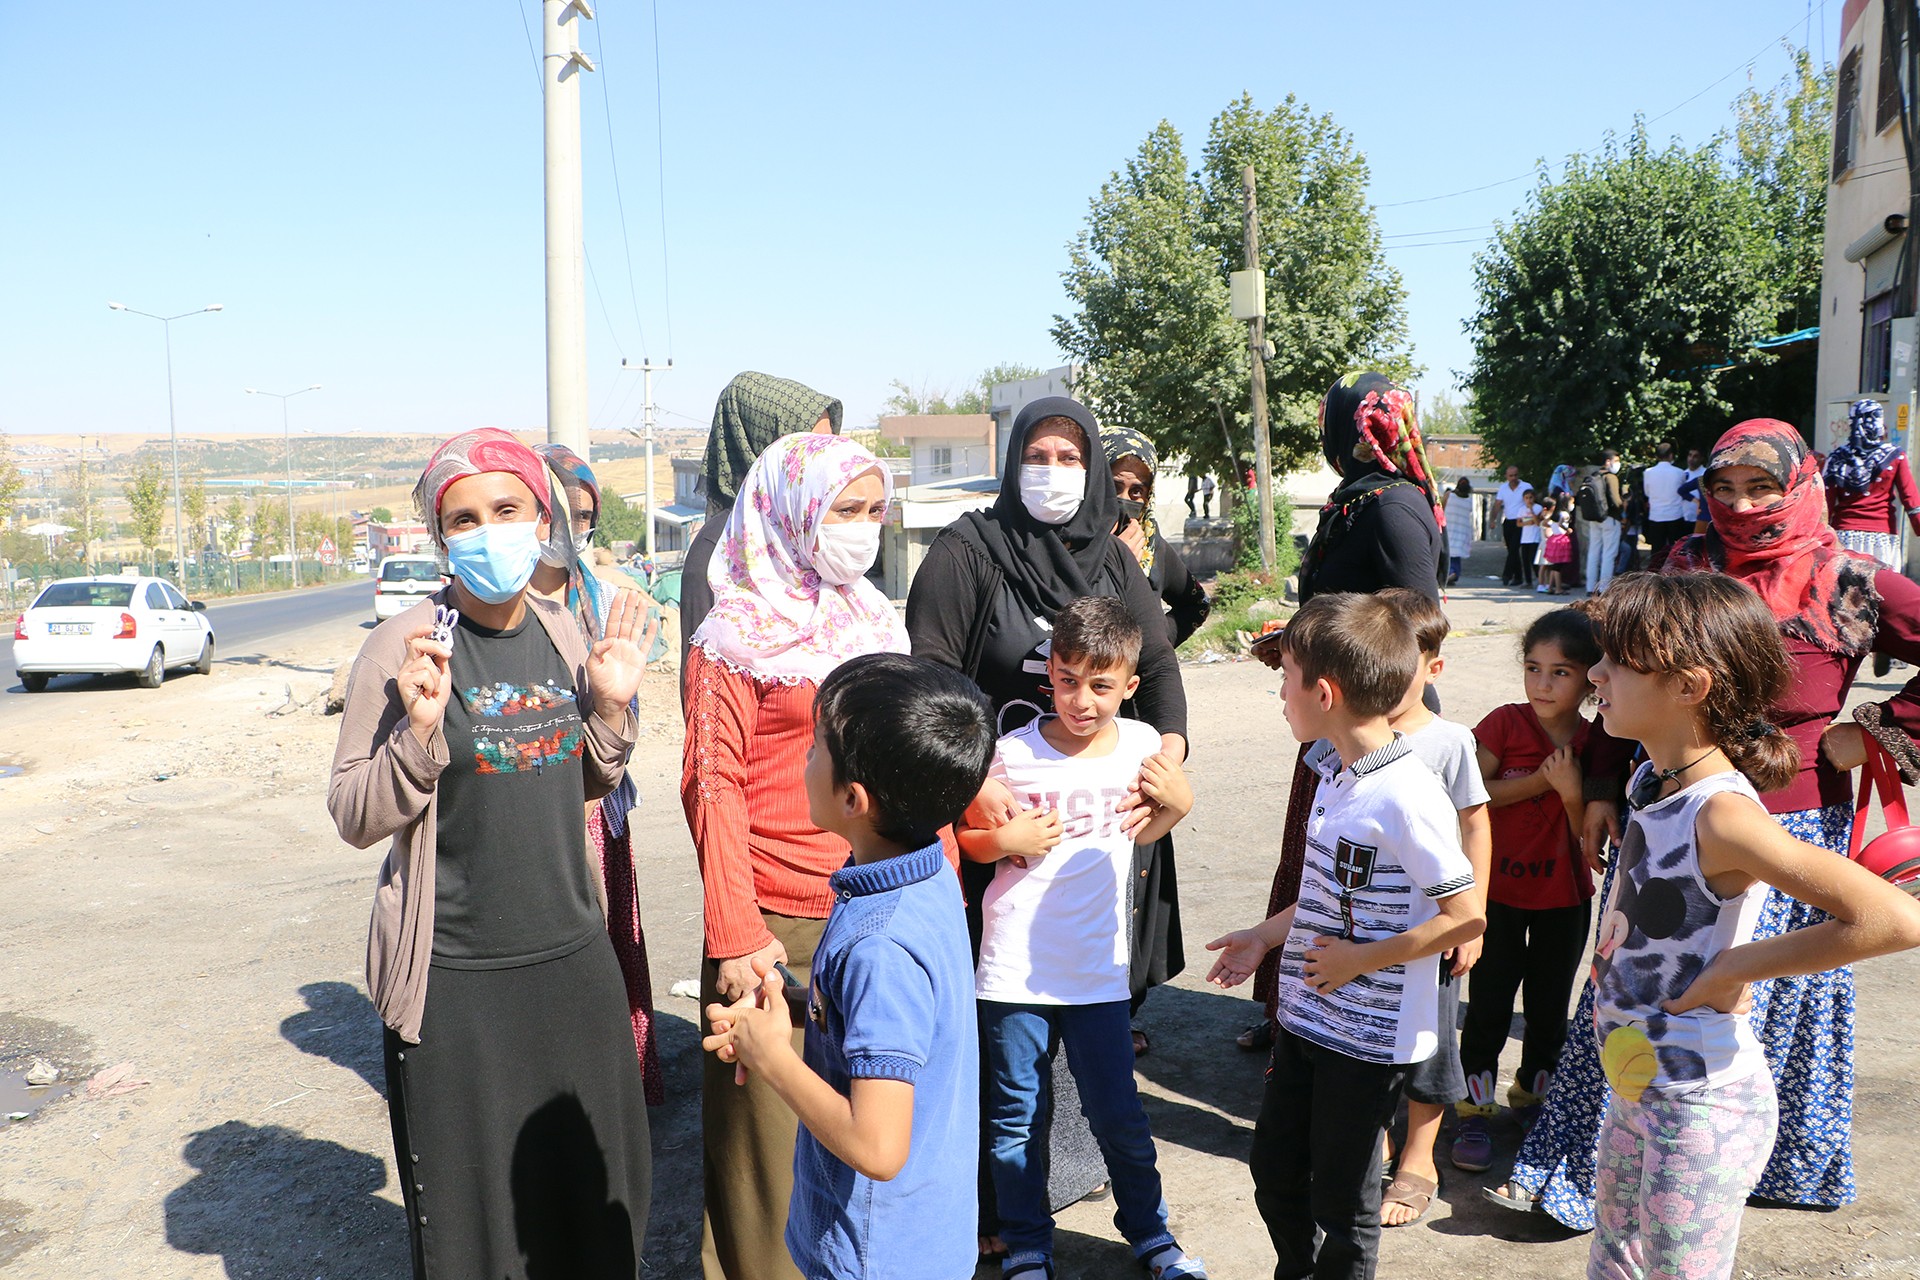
[{"x1": 703, "y1": 652, "x2": 996, "y2": 1280}]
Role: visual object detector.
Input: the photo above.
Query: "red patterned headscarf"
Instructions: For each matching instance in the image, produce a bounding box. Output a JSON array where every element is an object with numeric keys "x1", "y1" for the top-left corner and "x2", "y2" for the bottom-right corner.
[
  {"x1": 1663, "y1": 418, "x2": 1880, "y2": 656},
  {"x1": 412, "y1": 428, "x2": 552, "y2": 548},
  {"x1": 1318, "y1": 371, "x2": 1440, "y2": 510}
]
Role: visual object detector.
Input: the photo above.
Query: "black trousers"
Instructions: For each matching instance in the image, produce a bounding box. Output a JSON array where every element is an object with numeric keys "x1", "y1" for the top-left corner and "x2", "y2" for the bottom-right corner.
[
  {"x1": 1646, "y1": 517, "x2": 1692, "y2": 571},
  {"x1": 1251, "y1": 1027, "x2": 1409, "y2": 1280},
  {"x1": 1501, "y1": 519, "x2": 1525, "y2": 584},
  {"x1": 1459, "y1": 899, "x2": 1592, "y2": 1093}
]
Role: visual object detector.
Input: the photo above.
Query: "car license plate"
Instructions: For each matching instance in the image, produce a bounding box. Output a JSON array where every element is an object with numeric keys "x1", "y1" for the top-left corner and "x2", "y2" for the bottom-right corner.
[{"x1": 50, "y1": 623, "x2": 90, "y2": 636}]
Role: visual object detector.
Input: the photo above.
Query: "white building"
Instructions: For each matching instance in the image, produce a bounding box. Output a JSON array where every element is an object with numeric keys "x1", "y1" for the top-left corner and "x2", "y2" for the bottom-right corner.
[
  {"x1": 1815, "y1": 0, "x2": 1915, "y2": 452},
  {"x1": 989, "y1": 365, "x2": 1083, "y2": 449},
  {"x1": 876, "y1": 414, "x2": 998, "y2": 485}
]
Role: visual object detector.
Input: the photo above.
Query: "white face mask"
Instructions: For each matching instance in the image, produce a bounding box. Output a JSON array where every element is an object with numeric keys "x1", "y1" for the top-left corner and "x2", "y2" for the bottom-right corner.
[
  {"x1": 812, "y1": 520, "x2": 882, "y2": 586},
  {"x1": 1018, "y1": 464, "x2": 1085, "y2": 525}
]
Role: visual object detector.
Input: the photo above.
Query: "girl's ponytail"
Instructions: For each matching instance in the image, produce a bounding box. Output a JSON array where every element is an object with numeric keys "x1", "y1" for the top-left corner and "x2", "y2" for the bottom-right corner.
[
  {"x1": 1716, "y1": 717, "x2": 1800, "y2": 796},
  {"x1": 1591, "y1": 573, "x2": 1800, "y2": 794}
]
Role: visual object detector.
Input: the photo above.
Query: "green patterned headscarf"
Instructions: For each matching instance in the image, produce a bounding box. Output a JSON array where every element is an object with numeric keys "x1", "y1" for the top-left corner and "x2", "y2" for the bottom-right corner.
[
  {"x1": 703, "y1": 372, "x2": 843, "y2": 512},
  {"x1": 1100, "y1": 425, "x2": 1159, "y2": 577}
]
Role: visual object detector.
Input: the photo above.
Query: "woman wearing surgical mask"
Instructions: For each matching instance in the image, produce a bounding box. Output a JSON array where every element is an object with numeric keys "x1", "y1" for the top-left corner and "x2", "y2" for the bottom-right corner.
[
  {"x1": 328, "y1": 427, "x2": 656, "y2": 1279},
  {"x1": 679, "y1": 433, "x2": 905, "y2": 1280},
  {"x1": 903, "y1": 397, "x2": 1188, "y2": 1261},
  {"x1": 1103, "y1": 426, "x2": 1210, "y2": 647},
  {"x1": 530, "y1": 442, "x2": 667, "y2": 1112}
]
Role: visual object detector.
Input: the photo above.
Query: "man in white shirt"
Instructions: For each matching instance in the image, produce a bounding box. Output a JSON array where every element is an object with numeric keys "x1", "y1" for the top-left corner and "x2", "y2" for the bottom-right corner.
[
  {"x1": 1640, "y1": 442, "x2": 1689, "y2": 571},
  {"x1": 1680, "y1": 446, "x2": 1707, "y2": 527},
  {"x1": 1493, "y1": 465, "x2": 1531, "y2": 587}
]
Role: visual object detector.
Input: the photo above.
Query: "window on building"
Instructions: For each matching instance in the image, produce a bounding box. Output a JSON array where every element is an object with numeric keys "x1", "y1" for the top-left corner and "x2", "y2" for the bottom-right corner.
[
  {"x1": 930, "y1": 446, "x2": 953, "y2": 477},
  {"x1": 1864, "y1": 291, "x2": 1896, "y2": 394},
  {"x1": 1880, "y1": 22, "x2": 1905, "y2": 131},
  {"x1": 1836, "y1": 46, "x2": 1863, "y2": 177}
]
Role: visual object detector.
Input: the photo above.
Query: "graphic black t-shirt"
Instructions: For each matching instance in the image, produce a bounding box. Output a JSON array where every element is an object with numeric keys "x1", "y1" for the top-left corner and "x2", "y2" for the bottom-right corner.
[{"x1": 432, "y1": 610, "x2": 598, "y2": 966}]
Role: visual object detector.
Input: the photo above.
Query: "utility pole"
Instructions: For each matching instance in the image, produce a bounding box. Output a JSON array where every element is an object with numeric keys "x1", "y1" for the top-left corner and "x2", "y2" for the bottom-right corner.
[
  {"x1": 1239, "y1": 165, "x2": 1276, "y2": 573},
  {"x1": 544, "y1": 0, "x2": 597, "y2": 460},
  {"x1": 621, "y1": 358, "x2": 671, "y2": 559}
]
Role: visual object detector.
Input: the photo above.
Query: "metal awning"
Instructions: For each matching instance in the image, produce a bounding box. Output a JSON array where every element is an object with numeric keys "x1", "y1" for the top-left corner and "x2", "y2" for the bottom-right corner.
[{"x1": 651, "y1": 503, "x2": 704, "y2": 526}]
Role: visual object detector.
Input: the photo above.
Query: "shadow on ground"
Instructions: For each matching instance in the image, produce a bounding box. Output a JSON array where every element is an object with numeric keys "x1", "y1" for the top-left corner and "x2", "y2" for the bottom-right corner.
[
  {"x1": 163, "y1": 1120, "x2": 407, "y2": 1278},
  {"x1": 280, "y1": 981, "x2": 386, "y2": 1097}
]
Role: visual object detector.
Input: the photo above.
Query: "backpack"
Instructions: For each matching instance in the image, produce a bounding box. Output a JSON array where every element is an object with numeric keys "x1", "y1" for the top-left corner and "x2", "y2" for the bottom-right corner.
[{"x1": 1576, "y1": 470, "x2": 1610, "y2": 523}]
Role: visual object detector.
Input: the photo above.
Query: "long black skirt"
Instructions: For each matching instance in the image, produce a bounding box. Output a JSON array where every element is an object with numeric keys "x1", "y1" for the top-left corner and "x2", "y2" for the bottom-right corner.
[{"x1": 384, "y1": 932, "x2": 651, "y2": 1279}]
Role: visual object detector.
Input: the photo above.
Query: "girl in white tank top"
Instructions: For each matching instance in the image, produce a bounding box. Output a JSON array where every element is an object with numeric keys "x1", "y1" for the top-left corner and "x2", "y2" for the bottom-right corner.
[{"x1": 1580, "y1": 573, "x2": 1920, "y2": 1280}]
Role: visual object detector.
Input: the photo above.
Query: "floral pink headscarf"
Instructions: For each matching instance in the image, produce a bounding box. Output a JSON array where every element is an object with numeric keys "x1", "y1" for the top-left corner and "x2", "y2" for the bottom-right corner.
[{"x1": 690, "y1": 433, "x2": 907, "y2": 684}]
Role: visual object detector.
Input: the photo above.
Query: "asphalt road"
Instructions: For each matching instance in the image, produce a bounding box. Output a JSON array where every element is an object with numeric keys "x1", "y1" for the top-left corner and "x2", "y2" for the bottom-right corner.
[{"x1": 0, "y1": 577, "x2": 374, "y2": 697}]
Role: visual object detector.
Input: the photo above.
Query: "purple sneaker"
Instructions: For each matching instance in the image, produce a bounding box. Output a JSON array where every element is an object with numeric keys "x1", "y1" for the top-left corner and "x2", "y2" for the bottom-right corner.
[{"x1": 1450, "y1": 1115, "x2": 1494, "y2": 1173}]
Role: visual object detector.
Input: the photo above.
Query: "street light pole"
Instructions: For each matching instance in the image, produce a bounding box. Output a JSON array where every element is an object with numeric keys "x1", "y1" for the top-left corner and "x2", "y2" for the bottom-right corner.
[
  {"x1": 108, "y1": 301, "x2": 224, "y2": 581},
  {"x1": 246, "y1": 385, "x2": 322, "y2": 588}
]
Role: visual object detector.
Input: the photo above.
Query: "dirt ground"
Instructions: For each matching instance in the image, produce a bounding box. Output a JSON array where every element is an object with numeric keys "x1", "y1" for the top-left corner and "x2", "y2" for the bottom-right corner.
[{"x1": 2, "y1": 550, "x2": 1917, "y2": 1278}]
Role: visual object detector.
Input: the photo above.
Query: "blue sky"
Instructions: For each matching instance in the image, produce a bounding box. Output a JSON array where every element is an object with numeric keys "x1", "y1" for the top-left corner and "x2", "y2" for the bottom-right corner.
[{"x1": 0, "y1": 2, "x2": 1832, "y2": 444}]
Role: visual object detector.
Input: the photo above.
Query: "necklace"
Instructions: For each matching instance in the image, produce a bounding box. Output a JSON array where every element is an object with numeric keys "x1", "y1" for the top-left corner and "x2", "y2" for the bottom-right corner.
[{"x1": 1628, "y1": 748, "x2": 1721, "y2": 810}]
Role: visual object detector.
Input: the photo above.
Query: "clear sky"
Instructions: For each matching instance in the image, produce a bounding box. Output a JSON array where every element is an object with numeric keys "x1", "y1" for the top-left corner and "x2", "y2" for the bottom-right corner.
[{"x1": 0, "y1": 1, "x2": 1834, "y2": 445}]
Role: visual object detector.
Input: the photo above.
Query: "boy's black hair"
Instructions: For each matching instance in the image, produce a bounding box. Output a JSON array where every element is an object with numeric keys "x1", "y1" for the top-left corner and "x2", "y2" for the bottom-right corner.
[
  {"x1": 814, "y1": 652, "x2": 996, "y2": 849},
  {"x1": 1050, "y1": 595, "x2": 1142, "y2": 675},
  {"x1": 1277, "y1": 592, "x2": 1417, "y2": 719},
  {"x1": 1376, "y1": 587, "x2": 1450, "y2": 657}
]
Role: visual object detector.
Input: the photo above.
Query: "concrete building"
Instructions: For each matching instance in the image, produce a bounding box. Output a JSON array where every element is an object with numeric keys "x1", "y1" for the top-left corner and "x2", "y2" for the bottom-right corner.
[
  {"x1": 989, "y1": 366, "x2": 1083, "y2": 448},
  {"x1": 1815, "y1": 0, "x2": 1916, "y2": 453},
  {"x1": 876, "y1": 414, "x2": 998, "y2": 484},
  {"x1": 366, "y1": 520, "x2": 432, "y2": 565},
  {"x1": 641, "y1": 457, "x2": 706, "y2": 558}
]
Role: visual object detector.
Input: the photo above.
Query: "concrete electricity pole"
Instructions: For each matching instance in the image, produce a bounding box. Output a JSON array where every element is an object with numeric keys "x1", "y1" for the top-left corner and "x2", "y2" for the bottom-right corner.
[
  {"x1": 621, "y1": 358, "x2": 670, "y2": 559},
  {"x1": 544, "y1": 0, "x2": 597, "y2": 460},
  {"x1": 1239, "y1": 165, "x2": 1276, "y2": 574}
]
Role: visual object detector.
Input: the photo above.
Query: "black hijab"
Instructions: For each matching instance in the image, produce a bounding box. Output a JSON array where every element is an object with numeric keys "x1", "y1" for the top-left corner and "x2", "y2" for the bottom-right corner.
[{"x1": 957, "y1": 396, "x2": 1120, "y2": 615}]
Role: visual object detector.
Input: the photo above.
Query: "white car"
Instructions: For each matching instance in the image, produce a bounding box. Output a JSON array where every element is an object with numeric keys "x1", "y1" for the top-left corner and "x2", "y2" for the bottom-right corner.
[
  {"x1": 12, "y1": 575, "x2": 216, "y2": 692},
  {"x1": 373, "y1": 555, "x2": 448, "y2": 621}
]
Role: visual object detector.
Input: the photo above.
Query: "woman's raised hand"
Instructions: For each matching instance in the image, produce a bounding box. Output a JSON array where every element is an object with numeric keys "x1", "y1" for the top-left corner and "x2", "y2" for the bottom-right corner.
[
  {"x1": 586, "y1": 589, "x2": 658, "y2": 718},
  {"x1": 398, "y1": 628, "x2": 453, "y2": 746}
]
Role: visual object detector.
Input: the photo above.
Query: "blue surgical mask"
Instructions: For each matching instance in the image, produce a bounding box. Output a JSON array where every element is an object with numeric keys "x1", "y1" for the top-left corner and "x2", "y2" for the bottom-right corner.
[{"x1": 443, "y1": 520, "x2": 543, "y2": 604}]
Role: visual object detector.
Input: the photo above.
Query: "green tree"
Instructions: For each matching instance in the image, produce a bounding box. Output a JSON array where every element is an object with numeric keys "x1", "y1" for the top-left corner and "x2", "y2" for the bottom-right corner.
[
  {"x1": 1464, "y1": 126, "x2": 1775, "y2": 479},
  {"x1": 1732, "y1": 48, "x2": 1833, "y2": 336},
  {"x1": 882, "y1": 363, "x2": 1045, "y2": 416},
  {"x1": 0, "y1": 434, "x2": 23, "y2": 527},
  {"x1": 369, "y1": 506, "x2": 394, "y2": 523},
  {"x1": 182, "y1": 471, "x2": 209, "y2": 555},
  {"x1": 124, "y1": 457, "x2": 168, "y2": 571},
  {"x1": 217, "y1": 494, "x2": 246, "y2": 556},
  {"x1": 1421, "y1": 390, "x2": 1474, "y2": 438},
  {"x1": 1055, "y1": 95, "x2": 1413, "y2": 490},
  {"x1": 596, "y1": 489, "x2": 645, "y2": 548},
  {"x1": 249, "y1": 490, "x2": 283, "y2": 560}
]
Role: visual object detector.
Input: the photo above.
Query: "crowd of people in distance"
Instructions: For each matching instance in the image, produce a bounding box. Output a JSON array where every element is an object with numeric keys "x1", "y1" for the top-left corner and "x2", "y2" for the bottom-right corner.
[{"x1": 326, "y1": 371, "x2": 1920, "y2": 1280}]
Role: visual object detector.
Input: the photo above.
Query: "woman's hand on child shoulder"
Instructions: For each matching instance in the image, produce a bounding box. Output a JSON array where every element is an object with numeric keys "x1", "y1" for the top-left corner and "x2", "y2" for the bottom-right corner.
[
  {"x1": 1136, "y1": 753, "x2": 1193, "y2": 819},
  {"x1": 1204, "y1": 929, "x2": 1270, "y2": 989}
]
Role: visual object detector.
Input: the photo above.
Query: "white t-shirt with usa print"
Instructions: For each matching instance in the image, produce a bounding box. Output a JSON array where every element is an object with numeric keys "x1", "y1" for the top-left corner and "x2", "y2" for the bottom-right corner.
[{"x1": 1276, "y1": 735, "x2": 1476, "y2": 1065}]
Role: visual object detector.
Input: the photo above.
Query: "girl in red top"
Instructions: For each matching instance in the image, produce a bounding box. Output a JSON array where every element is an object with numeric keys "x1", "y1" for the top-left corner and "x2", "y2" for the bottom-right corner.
[
  {"x1": 1824, "y1": 398, "x2": 1920, "y2": 572},
  {"x1": 680, "y1": 432, "x2": 906, "y2": 1280},
  {"x1": 1451, "y1": 609, "x2": 1601, "y2": 1173}
]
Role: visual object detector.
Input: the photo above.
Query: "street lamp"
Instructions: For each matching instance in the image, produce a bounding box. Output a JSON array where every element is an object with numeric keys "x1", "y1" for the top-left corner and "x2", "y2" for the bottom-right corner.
[
  {"x1": 108, "y1": 301, "x2": 224, "y2": 581},
  {"x1": 245, "y1": 385, "x2": 323, "y2": 587}
]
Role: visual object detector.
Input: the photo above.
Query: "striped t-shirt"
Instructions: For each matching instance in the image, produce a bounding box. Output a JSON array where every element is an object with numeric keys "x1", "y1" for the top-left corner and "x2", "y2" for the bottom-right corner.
[{"x1": 1276, "y1": 735, "x2": 1476, "y2": 1065}]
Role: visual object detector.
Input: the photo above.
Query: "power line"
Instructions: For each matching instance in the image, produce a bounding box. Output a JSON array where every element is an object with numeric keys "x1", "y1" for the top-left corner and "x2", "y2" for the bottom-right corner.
[
  {"x1": 1383, "y1": 223, "x2": 1490, "y2": 239},
  {"x1": 650, "y1": 0, "x2": 676, "y2": 358},
  {"x1": 1379, "y1": 16, "x2": 1811, "y2": 209},
  {"x1": 589, "y1": 10, "x2": 651, "y2": 358},
  {"x1": 1381, "y1": 235, "x2": 1491, "y2": 250}
]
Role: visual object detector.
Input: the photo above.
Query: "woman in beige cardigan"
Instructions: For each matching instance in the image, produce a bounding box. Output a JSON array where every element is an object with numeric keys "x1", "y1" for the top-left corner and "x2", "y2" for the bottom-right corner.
[{"x1": 328, "y1": 428, "x2": 654, "y2": 1280}]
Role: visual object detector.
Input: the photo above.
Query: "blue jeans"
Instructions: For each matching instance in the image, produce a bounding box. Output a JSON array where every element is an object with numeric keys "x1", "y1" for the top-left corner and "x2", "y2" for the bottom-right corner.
[{"x1": 980, "y1": 999, "x2": 1174, "y2": 1264}]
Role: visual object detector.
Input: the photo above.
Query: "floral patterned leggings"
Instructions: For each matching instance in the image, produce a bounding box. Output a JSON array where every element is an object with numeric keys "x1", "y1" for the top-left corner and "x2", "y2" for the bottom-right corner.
[{"x1": 1588, "y1": 1072, "x2": 1777, "y2": 1280}]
